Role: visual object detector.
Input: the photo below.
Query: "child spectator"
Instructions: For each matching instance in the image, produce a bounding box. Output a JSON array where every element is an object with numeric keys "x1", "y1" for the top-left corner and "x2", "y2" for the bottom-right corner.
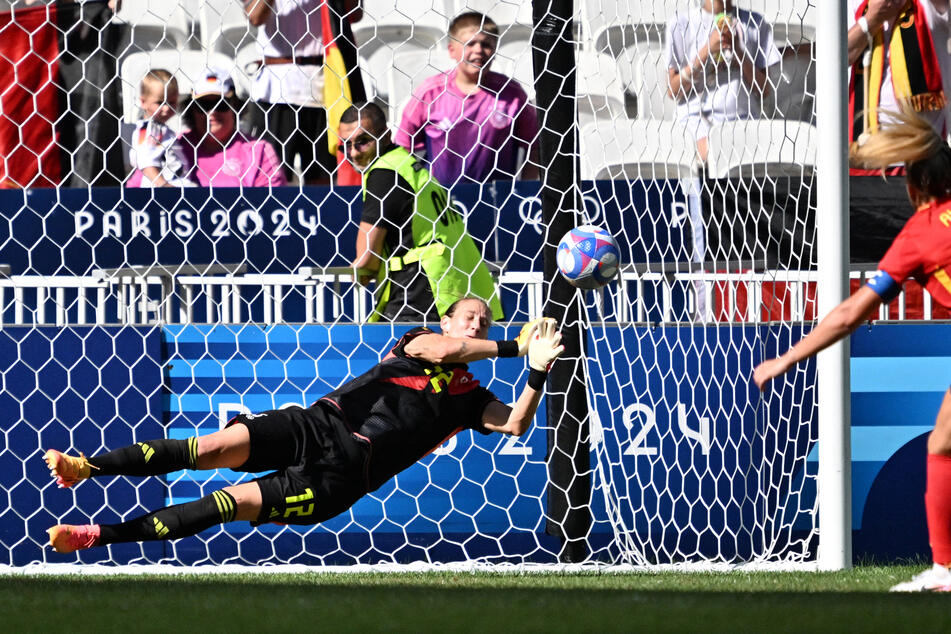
[
  {"x1": 395, "y1": 11, "x2": 538, "y2": 187},
  {"x1": 127, "y1": 69, "x2": 195, "y2": 188}
]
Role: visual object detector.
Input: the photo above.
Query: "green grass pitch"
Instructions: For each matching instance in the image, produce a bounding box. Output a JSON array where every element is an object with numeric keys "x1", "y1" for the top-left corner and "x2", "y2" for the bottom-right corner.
[{"x1": 2, "y1": 566, "x2": 949, "y2": 632}]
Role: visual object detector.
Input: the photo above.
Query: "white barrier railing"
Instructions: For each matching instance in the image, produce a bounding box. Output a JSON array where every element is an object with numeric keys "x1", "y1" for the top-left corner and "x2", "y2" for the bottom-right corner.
[{"x1": 0, "y1": 265, "x2": 935, "y2": 327}]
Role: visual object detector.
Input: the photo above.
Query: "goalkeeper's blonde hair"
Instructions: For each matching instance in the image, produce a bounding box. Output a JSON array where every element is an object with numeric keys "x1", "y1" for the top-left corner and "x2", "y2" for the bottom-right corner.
[{"x1": 850, "y1": 101, "x2": 951, "y2": 203}]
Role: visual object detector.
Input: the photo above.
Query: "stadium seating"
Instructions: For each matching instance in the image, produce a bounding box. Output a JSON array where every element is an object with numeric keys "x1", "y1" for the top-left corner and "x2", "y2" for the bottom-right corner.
[
  {"x1": 447, "y1": 0, "x2": 534, "y2": 39},
  {"x1": 735, "y1": 0, "x2": 815, "y2": 44},
  {"x1": 352, "y1": 0, "x2": 450, "y2": 60},
  {"x1": 621, "y1": 45, "x2": 675, "y2": 120},
  {"x1": 766, "y1": 47, "x2": 815, "y2": 123},
  {"x1": 114, "y1": 0, "x2": 192, "y2": 53},
  {"x1": 580, "y1": 0, "x2": 666, "y2": 57},
  {"x1": 579, "y1": 119, "x2": 699, "y2": 181},
  {"x1": 577, "y1": 51, "x2": 628, "y2": 127},
  {"x1": 386, "y1": 47, "x2": 452, "y2": 122},
  {"x1": 199, "y1": 0, "x2": 256, "y2": 58},
  {"x1": 704, "y1": 119, "x2": 817, "y2": 179}
]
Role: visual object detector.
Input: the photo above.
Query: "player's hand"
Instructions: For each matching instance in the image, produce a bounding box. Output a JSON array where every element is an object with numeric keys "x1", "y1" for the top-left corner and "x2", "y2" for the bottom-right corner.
[
  {"x1": 866, "y1": 0, "x2": 906, "y2": 31},
  {"x1": 514, "y1": 318, "x2": 543, "y2": 357},
  {"x1": 528, "y1": 318, "x2": 564, "y2": 372},
  {"x1": 753, "y1": 356, "x2": 792, "y2": 392}
]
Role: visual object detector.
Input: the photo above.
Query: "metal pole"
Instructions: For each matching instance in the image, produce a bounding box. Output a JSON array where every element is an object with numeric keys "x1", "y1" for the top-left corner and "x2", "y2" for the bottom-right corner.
[
  {"x1": 815, "y1": 1, "x2": 852, "y2": 571},
  {"x1": 533, "y1": 0, "x2": 589, "y2": 563}
]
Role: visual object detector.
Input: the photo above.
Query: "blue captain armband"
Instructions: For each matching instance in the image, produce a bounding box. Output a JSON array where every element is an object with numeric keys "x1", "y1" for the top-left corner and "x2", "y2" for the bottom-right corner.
[{"x1": 866, "y1": 269, "x2": 902, "y2": 303}]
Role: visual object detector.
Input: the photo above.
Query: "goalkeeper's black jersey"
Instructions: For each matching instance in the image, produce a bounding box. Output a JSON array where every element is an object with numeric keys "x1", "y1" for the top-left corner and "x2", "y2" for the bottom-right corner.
[{"x1": 320, "y1": 327, "x2": 499, "y2": 492}]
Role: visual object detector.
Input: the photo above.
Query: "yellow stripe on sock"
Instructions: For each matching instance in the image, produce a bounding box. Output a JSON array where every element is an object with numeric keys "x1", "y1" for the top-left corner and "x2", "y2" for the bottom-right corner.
[
  {"x1": 139, "y1": 443, "x2": 155, "y2": 463},
  {"x1": 213, "y1": 491, "x2": 235, "y2": 523},
  {"x1": 212, "y1": 491, "x2": 226, "y2": 520},
  {"x1": 188, "y1": 437, "x2": 198, "y2": 469}
]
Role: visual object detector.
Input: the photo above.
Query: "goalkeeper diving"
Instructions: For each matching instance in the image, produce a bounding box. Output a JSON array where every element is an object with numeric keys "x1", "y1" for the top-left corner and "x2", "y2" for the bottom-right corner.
[{"x1": 43, "y1": 298, "x2": 563, "y2": 552}]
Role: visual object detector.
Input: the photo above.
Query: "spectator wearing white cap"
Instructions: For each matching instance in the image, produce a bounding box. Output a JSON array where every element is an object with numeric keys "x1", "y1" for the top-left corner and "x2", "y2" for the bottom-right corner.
[{"x1": 180, "y1": 68, "x2": 287, "y2": 188}]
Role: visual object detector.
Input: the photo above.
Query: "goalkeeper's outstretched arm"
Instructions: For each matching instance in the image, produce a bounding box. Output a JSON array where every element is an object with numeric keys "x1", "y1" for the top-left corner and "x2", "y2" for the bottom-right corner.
[{"x1": 482, "y1": 318, "x2": 564, "y2": 436}]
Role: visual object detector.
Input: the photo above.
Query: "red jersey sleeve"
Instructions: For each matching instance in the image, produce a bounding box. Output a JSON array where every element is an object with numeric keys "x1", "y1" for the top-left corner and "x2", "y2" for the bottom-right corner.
[{"x1": 867, "y1": 222, "x2": 926, "y2": 302}]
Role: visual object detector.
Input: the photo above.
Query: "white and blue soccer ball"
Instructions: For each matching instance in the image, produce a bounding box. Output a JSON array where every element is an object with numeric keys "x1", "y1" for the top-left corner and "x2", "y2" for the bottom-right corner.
[{"x1": 556, "y1": 225, "x2": 621, "y2": 289}]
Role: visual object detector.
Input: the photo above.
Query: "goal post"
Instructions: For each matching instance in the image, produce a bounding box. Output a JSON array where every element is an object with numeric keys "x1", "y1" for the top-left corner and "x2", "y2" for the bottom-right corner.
[
  {"x1": 814, "y1": 0, "x2": 851, "y2": 572},
  {"x1": 531, "y1": 0, "x2": 590, "y2": 564}
]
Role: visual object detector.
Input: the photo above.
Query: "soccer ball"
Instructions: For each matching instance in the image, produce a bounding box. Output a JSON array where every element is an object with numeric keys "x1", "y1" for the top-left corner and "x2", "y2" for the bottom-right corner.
[{"x1": 556, "y1": 225, "x2": 621, "y2": 289}]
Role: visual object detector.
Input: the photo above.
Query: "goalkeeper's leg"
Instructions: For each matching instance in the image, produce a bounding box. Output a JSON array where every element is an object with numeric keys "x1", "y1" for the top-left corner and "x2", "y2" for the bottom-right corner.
[
  {"x1": 47, "y1": 481, "x2": 262, "y2": 553},
  {"x1": 43, "y1": 424, "x2": 252, "y2": 488}
]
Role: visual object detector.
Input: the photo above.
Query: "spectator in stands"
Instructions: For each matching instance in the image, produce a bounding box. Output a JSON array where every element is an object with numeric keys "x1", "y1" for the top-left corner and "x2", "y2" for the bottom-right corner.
[
  {"x1": 665, "y1": 0, "x2": 780, "y2": 161},
  {"x1": 179, "y1": 68, "x2": 286, "y2": 188},
  {"x1": 244, "y1": 0, "x2": 363, "y2": 185},
  {"x1": 395, "y1": 11, "x2": 538, "y2": 187},
  {"x1": 340, "y1": 103, "x2": 503, "y2": 323},
  {"x1": 126, "y1": 69, "x2": 195, "y2": 188},
  {"x1": 847, "y1": 0, "x2": 951, "y2": 176}
]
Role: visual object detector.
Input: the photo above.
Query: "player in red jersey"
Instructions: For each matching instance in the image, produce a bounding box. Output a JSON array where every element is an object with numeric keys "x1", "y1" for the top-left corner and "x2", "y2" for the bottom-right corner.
[
  {"x1": 754, "y1": 103, "x2": 951, "y2": 592},
  {"x1": 43, "y1": 298, "x2": 563, "y2": 554}
]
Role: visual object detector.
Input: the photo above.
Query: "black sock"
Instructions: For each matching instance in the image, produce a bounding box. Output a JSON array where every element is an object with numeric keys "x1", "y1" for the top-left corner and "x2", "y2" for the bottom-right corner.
[
  {"x1": 88, "y1": 438, "x2": 198, "y2": 477},
  {"x1": 98, "y1": 490, "x2": 237, "y2": 544}
]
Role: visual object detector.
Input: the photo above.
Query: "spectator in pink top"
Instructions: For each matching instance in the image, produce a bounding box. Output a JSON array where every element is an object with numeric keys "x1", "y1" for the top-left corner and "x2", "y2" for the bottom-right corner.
[
  {"x1": 395, "y1": 12, "x2": 538, "y2": 187},
  {"x1": 180, "y1": 68, "x2": 286, "y2": 188}
]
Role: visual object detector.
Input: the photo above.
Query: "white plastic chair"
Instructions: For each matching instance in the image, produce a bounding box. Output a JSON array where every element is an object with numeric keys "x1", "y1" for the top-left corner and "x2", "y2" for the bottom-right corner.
[
  {"x1": 767, "y1": 48, "x2": 815, "y2": 123},
  {"x1": 387, "y1": 48, "x2": 452, "y2": 122},
  {"x1": 735, "y1": 0, "x2": 815, "y2": 43},
  {"x1": 359, "y1": 39, "x2": 434, "y2": 106},
  {"x1": 199, "y1": 0, "x2": 256, "y2": 57},
  {"x1": 579, "y1": 119, "x2": 700, "y2": 181},
  {"x1": 623, "y1": 45, "x2": 676, "y2": 120},
  {"x1": 580, "y1": 0, "x2": 670, "y2": 56},
  {"x1": 115, "y1": 0, "x2": 191, "y2": 52},
  {"x1": 705, "y1": 119, "x2": 817, "y2": 179},
  {"x1": 577, "y1": 51, "x2": 627, "y2": 123},
  {"x1": 352, "y1": 0, "x2": 450, "y2": 59}
]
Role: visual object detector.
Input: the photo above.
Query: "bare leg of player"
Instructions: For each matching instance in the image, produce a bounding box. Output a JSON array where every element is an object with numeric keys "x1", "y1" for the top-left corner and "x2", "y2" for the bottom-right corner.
[{"x1": 196, "y1": 423, "x2": 251, "y2": 470}]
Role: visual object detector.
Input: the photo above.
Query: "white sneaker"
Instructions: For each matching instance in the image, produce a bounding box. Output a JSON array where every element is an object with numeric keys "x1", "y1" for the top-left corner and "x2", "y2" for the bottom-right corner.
[{"x1": 890, "y1": 563, "x2": 951, "y2": 592}]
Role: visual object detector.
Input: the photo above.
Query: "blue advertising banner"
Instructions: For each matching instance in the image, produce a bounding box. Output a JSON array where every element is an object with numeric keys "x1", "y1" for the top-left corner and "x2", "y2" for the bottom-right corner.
[
  {"x1": 2, "y1": 321, "x2": 945, "y2": 565},
  {"x1": 1, "y1": 326, "x2": 165, "y2": 566},
  {"x1": 162, "y1": 323, "x2": 554, "y2": 564},
  {"x1": 0, "y1": 181, "x2": 690, "y2": 276},
  {"x1": 848, "y1": 323, "x2": 951, "y2": 561}
]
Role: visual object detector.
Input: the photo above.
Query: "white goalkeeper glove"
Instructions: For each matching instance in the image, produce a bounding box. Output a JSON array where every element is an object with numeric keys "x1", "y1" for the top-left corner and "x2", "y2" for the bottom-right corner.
[{"x1": 528, "y1": 318, "x2": 564, "y2": 372}]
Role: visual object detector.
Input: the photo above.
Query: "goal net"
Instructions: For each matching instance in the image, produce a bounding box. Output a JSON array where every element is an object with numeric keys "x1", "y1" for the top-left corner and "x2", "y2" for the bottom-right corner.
[{"x1": 0, "y1": 0, "x2": 821, "y2": 569}]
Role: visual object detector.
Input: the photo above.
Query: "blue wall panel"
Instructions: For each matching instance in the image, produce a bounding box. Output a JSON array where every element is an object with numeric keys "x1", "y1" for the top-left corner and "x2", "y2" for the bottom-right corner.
[{"x1": 0, "y1": 327, "x2": 165, "y2": 565}]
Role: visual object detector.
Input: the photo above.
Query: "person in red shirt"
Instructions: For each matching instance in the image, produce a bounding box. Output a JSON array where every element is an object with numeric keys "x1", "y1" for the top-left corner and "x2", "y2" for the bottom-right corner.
[{"x1": 754, "y1": 103, "x2": 951, "y2": 592}]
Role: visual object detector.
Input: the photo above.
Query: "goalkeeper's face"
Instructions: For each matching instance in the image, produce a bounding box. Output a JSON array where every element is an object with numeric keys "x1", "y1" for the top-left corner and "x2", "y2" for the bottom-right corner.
[{"x1": 440, "y1": 298, "x2": 490, "y2": 340}]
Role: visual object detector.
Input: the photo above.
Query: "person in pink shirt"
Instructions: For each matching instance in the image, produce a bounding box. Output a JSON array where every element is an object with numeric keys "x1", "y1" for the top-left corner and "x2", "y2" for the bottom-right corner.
[
  {"x1": 180, "y1": 68, "x2": 286, "y2": 188},
  {"x1": 395, "y1": 12, "x2": 538, "y2": 187}
]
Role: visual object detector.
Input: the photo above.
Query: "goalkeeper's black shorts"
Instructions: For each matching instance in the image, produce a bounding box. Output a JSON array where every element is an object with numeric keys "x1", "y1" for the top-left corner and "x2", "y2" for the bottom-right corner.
[{"x1": 228, "y1": 402, "x2": 368, "y2": 526}]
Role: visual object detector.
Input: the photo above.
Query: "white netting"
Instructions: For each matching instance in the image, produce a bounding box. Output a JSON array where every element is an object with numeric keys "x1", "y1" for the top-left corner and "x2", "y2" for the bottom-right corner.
[{"x1": 0, "y1": 0, "x2": 830, "y2": 569}]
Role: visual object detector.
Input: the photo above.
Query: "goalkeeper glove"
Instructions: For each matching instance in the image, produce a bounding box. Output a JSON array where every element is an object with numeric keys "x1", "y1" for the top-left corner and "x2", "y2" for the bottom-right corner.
[
  {"x1": 497, "y1": 317, "x2": 543, "y2": 358},
  {"x1": 528, "y1": 318, "x2": 564, "y2": 372}
]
